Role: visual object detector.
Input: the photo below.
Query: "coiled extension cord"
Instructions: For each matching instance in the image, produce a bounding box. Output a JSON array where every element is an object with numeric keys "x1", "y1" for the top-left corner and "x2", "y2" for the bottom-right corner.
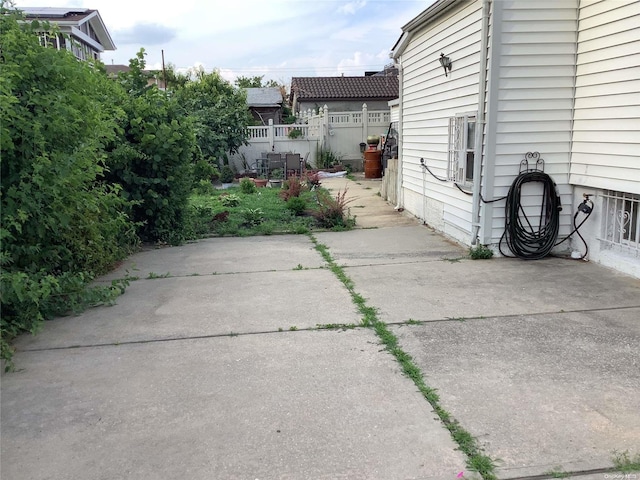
[{"x1": 499, "y1": 170, "x2": 562, "y2": 260}]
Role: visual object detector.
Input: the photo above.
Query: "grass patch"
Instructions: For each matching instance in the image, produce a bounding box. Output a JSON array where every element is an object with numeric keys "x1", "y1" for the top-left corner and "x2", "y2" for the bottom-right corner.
[
  {"x1": 612, "y1": 450, "x2": 640, "y2": 473},
  {"x1": 308, "y1": 233, "x2": 498, "y2": 480},
  {"x1": 544, "y1": 466, "x2": 569, "y2": 478},
  {"x1": 188, "y1": 183, "x2": 356, "y2": 238}
]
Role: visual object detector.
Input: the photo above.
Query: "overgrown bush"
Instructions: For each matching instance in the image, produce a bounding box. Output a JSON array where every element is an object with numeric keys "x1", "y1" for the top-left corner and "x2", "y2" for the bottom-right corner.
[
  {"x1": 0, "y1": 9, "x2": 138, "y2": 367},
  {"x1": 315, "y1": 146, "x2": 341, "y2": 169},
  {"x1": 173, "y1": 67, "x2": 252, "y2": 162},
  {"x1": 279, "y1": 176, "x2": 304, "y2": 201},
  {"x1": 312, "y1": 189, "x2": 355, "y2": 229},
  {"x1": 105, "y1": 50, "x2": 196, "y2": 244}
]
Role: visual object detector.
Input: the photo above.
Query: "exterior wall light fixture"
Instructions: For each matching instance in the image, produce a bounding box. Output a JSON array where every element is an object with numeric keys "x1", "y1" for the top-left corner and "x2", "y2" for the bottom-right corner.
[{"x1": 439, "y1": 53, "x2": 452, "y2": 77}]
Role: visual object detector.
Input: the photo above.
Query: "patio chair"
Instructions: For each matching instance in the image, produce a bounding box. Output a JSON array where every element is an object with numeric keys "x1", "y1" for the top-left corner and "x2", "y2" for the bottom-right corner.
[
  {"x1": 267, "y1": 153, "x2": 285, "y2": 178},
  {"x1": 285, "y1": 153, "x2": 302, "y2": 179}
]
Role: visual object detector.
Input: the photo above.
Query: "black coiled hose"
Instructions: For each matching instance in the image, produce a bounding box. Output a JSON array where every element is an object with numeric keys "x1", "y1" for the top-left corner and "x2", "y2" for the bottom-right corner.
[{"x1": 499, "y1": 171, "x2": 562, "y2": 260}]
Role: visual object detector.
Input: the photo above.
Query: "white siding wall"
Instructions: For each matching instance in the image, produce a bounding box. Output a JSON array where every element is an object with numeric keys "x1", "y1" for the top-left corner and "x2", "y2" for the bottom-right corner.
[
  {"x1": 399, "y1": 0, "x2": 483, "y2": 244},
  {"x1": 570, "y1": 0, "x2": 640, "y2": 195},
  {"x1": 482, "y1": 0, "x2": 578, "y2": 245}
]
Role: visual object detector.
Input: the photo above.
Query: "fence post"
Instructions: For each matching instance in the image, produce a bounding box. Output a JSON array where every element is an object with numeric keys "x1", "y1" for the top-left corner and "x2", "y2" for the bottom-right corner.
[
  {"x1": 323, "y1": 104, "x2": 329, "y2": 150},
  {"x1": 268, "y1": 119, "x2": 275, "y2": 151},
  {"x1": 362, "y1": 103, "x2": 368, "y2": 143}
]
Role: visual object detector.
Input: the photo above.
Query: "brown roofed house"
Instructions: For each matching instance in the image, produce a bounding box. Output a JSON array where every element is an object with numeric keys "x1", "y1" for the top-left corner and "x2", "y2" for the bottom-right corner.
[{"x1": 290, "y1": 73, "x2": 398, "y2": 115}]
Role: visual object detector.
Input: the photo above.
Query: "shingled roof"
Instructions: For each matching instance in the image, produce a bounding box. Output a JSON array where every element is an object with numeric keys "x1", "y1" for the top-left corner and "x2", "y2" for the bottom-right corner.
[{"x1": 290, "y1": 76, "x2": 398, "y2": 103}]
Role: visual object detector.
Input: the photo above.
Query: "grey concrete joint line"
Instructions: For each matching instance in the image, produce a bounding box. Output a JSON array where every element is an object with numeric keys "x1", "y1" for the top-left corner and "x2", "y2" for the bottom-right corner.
[
  {"x1": 505, "y1": 466, "x2": 622, "y2": 480},
  {"x1": 16, "y1": 326, "x2": 364, "y2": 353},
  {"x1": 387, "y1": 304, "x2": 640, "y2": 326}
]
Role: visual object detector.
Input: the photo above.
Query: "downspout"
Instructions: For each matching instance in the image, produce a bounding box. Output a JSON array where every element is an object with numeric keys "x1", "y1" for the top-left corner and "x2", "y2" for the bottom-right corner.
[
  {"x1": 394, "y1": 61, "x2": 404, "y2": 211},
  {"x1": 471, "y1": 0, "x2": 491, "y2": 245}
]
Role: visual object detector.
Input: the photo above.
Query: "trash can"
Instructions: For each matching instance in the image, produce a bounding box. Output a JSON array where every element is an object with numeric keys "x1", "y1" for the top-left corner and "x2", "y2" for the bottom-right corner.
[{"x1": 364, "y1": 149, "x2": 382, "y2": 179}]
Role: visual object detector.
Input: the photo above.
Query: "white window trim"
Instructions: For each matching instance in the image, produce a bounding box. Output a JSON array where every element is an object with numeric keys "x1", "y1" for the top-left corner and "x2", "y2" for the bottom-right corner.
[{"x1": 448, "y1": 112, "x2": 476, "y2": 185}]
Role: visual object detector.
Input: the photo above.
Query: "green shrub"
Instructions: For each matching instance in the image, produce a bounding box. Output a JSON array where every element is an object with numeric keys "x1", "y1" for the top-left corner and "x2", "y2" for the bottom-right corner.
[
  {"x1": 220, "y1": 194, "x2": 241, "y2": 207},
  {"x1": 469, "y1": 244, "x2": 494, "y2": 260},
  {"x1": 220, "y1": 165, "x2": 235, "y2": 183},
  {"x1": 239, "y1": 177, "x2": 257, "y2": 194},
  {"x1": 286, "y1": 197, "x2": 307, "y2": 216},
  {"x1": 105, "y1": 50, "x2": 196, "y2": 244},
  {"x1": 287, "y1": 128, "x2": 303, "y2": 139},
  {"x1": 0, "y1": 10, "x2": 138, "y2": 367},
  {"x1": 241, "y1": 208, "x2": 264, "y2": 226}
]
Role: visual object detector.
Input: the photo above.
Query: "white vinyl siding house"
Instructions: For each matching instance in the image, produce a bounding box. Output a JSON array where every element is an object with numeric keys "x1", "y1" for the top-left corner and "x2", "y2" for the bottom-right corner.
[
  {"x1": 399, "y1": 0, "x2": 483, "y2": 243},
  {"x1": 482, "y1": 0, "x2": 578, "y2": 244},
  {"x1": 392, "y1": 0, "x2": 640, "y2": 278},
  {"x1": 570, "y1": 0, "x2": 640, "y2": 272},
  {"x1": 570, "y1": 0, "x2": 640, "y2": 194}
]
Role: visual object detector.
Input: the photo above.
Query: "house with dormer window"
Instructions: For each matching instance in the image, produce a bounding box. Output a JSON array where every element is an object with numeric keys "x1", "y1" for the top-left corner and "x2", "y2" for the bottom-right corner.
[{"x1": 20, "y1": 7, "x2": 115, "y2": 61}]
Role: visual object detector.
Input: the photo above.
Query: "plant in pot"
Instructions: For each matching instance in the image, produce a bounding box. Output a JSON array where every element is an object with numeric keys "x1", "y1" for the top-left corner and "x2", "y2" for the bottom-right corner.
[
  {"x1": 252, "y1": 175, "x2": 268, "y2": 188},
  {"x1": 269, "y1": 168, "x2": 284, "y2": 188},
  {"x1": 220, "y1": 165, "x2": 235, "y2": 187}
]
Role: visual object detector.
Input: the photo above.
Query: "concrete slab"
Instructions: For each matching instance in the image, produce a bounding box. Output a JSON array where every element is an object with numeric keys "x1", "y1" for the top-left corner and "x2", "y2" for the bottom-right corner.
[
  {"x1": 98, "y1": 235, "x2": 324, "y2": 282},
  {"x1": 1, "y1": 329, "x2": 471, "y2": 480},
  {"x1": 390, "y1": 309, "x2": 640, "y2": 479},
  {"x1": 342, "y1": 257, "x2": 640, "y2": 323},
  {"x1": 315, "y1": 225, "x2": 466, "y2": 266},
  {"x1": 321, "y1": 176, "x2": 420, "y2": 229},
  {"x1": 13, "y1": 269, "x2": 359, "y2": 351}
]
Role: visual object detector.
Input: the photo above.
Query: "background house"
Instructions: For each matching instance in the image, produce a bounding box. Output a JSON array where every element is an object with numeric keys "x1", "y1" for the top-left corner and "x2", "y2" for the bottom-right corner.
[
  {"x1": 390, "y1": 0, "x2": 639, "y2": 277},
  {"x1": 290, "y1": 72, "x2": 398, "y2": 115},
  {"x1": 105, "y1": 65, "x2": 166, "y2": 89},
  {"x1": 245, "y1": 87, "x2": 284, "y2": 125},
  {"x1": 20, "y1": 7, "x2": 115, "y2": 61}
]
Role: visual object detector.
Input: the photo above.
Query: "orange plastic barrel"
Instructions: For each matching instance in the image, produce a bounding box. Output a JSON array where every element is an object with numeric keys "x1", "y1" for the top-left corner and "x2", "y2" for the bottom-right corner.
[{"x1": 364, "y1": 149, "x2": 382, "y2": 178}]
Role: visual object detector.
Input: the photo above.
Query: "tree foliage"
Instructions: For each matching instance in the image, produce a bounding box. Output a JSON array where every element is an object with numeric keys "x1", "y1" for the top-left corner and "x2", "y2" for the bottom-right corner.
[
  {"x1": 0, "y1": 8, "x2": 137, "y2": 367},
  {"x1": 234, "y1": 75, "x2": 279, "y2": 88},
  {"x1": 174, "y1": 67, "x2": 252, "y2": 164},
  {"x1": 0, "y1": 9, "x2": 254, "y2": 368},
  {"x1": 105, "y1": 50, "x2": 196, "y2": 243}
]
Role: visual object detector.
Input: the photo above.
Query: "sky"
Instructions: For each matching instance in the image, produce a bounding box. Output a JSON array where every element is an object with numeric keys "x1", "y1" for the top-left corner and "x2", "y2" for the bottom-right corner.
[{"x1": 15, "y1": 0, "x2": 432, "y2": 84}]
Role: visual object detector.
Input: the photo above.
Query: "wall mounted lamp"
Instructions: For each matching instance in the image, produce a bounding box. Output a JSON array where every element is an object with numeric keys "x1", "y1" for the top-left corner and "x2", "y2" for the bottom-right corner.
[{"x1": 439, "y1": 53, "x2": 452, "y2": 77}]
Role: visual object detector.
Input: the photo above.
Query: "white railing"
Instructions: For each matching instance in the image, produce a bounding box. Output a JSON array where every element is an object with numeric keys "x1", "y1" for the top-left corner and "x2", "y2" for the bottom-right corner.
[
  {"x1": 599, "y1": 190, "x2": 640, "y2": 256},
  {"x1": 233, "y1": 104, "x2": 392, "y2": 171}
]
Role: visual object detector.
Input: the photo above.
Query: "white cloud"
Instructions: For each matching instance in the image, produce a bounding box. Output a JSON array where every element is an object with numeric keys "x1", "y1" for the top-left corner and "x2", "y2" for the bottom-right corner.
[
  {"x1": 16, "y1": 0, "x2": 428, "y2": 82},
  {"x1": 337, "y1": 0, "x2": 367, "y2": 15}
]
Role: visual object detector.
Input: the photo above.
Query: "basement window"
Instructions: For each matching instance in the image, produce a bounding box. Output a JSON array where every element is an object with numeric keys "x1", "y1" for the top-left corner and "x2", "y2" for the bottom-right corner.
[
  {"x1": 448, "y1": 113, "x2": 476, "y2": 184},
  {"x1": 600, "y1": 190, "x2": 640, "y2": 256}
]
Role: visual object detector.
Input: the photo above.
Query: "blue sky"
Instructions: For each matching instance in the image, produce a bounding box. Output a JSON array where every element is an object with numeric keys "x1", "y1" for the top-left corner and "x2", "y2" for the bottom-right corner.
[{"x1": 15, "y1": 0, "x2": 432, "y2": 83}]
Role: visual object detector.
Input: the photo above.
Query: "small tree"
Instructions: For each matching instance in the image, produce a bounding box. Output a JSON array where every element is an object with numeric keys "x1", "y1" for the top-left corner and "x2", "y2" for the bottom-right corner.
[{"x1": 175, "y1": 67, "x2": 253, "y2": 165}]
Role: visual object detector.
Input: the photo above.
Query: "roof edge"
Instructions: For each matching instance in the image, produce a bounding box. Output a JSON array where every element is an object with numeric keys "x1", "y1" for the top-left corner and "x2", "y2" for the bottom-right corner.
[{"x1": 391, "y1": 0, "x2": 463, "y2": 59}]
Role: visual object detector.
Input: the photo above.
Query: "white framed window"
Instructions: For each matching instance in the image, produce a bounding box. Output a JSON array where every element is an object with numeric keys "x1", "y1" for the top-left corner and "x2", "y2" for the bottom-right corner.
[
  {"x1": 448, "y1": 113, "x2": 476, "y2": 184},
  {"x1": 601, "y1": 190, "x2": 640, "y2": 256}
]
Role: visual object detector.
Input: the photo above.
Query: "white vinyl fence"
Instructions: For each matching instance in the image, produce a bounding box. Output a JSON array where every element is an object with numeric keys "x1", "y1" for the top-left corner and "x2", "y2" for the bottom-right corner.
[{"x1": 229, "y1": 104, "x2": 391, "y2": 172}]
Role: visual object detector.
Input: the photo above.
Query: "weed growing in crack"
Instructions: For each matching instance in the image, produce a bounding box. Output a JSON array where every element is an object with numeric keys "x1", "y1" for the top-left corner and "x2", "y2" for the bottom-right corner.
[
  {"x1": 612, "y1": 450, "x2": 640, "y2": 473},
  {"x1": 307, "y1": 232, "x2": 498, "y2": 480},
  {"x1": 147, "y1": 271, "x2": 171, "y2": 279}
]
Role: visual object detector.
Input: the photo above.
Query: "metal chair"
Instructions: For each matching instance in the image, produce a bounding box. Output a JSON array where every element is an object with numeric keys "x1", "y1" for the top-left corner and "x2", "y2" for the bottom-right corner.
[
  {"x1": 267, "y1": 153, "x2": 285, "y2": 178},
  {"x1": 285, "y1": 153, "x2": 302, "y2": 179}
]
